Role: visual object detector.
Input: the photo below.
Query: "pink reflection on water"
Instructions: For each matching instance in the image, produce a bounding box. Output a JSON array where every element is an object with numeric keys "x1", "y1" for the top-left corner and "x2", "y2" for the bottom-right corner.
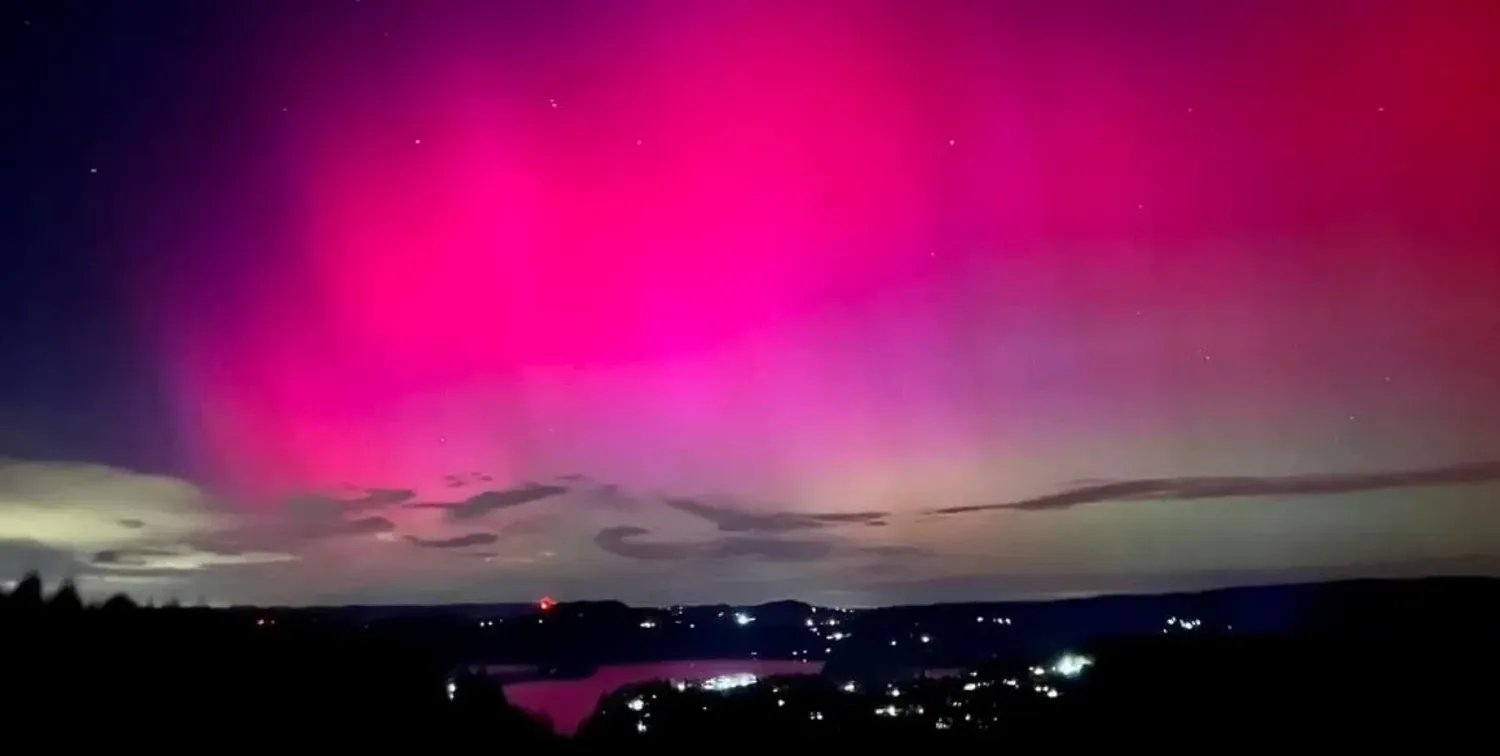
[{"x1": 504, "y1": 659, "x2": 822, "y2": 734}]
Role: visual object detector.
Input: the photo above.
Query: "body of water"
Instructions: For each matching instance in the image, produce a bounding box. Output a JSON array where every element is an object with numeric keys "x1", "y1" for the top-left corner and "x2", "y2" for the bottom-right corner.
[{"x1": 502, "y1": 658, "x2": 822, "y2": 734}]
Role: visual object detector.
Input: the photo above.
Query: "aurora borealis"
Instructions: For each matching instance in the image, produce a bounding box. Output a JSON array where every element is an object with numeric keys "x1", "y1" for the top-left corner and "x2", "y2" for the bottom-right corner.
[{"x1": 2, "y1": 0, "x2": 1499, "y2": 605}]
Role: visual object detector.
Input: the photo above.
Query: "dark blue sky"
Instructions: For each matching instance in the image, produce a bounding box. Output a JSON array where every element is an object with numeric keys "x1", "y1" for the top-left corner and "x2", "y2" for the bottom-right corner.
[{"x1": 1, "y1": 1, "x2": 223, "y2": 472}]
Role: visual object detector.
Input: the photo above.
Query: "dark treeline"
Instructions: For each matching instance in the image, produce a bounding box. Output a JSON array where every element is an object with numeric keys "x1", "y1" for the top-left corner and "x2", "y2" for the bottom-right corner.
[
  {"x1": 0, "y1": 573, "x2": 561, "y2": 746},
  {"x1": 3, "y1": 573, "x2": 1498, "y2": 746}
]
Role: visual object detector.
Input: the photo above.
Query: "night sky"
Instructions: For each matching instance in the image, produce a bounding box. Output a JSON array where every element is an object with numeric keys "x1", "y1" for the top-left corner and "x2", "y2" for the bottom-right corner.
[{"x1": 2, "y1": 0, "x2": 1498, "y2": 606}]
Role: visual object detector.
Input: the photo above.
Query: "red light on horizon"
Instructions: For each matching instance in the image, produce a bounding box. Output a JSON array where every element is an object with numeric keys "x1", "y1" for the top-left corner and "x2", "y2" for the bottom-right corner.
[{"x1": 538, "y1": 596, "x2": 557, "y2": 611}]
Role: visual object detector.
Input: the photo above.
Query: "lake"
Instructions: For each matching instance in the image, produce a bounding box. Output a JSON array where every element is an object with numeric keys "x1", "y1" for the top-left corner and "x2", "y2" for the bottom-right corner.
[{"x1": 502, "y1": 658, "x2": 822, "y2": 734}]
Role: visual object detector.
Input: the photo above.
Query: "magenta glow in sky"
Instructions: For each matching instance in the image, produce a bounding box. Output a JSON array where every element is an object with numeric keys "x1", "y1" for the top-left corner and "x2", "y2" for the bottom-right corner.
[{"x1": 76, "y1": 0, "x2": 1500, "y2": 604}]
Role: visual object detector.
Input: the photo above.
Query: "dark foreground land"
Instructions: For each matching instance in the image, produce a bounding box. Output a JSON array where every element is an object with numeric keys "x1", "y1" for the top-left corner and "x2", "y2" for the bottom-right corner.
[{"x1": 3, "y1": 575, "x2": 1497, "y2": 746}]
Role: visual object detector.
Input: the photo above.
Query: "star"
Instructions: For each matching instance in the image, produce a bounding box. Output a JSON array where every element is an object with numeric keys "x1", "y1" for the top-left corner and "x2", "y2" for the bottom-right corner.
[
  {"x1": 89, "y1": 168, "x2": 98, "y2": 174},
  {"x1": 414, "y1": 138, "x2": 422, "y2": 145}
]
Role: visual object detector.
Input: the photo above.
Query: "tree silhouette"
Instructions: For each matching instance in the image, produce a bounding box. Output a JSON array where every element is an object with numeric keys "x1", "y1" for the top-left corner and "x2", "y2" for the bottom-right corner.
[
  {"x1": 50, "y1": 580, "x2": 84, "y2": 612},
  {"x1": 101, "y1": 593, "x2": 138, "y2": 612},
  {"x1": 10, "y1": 572, "x2": 44, "y2": 611}
]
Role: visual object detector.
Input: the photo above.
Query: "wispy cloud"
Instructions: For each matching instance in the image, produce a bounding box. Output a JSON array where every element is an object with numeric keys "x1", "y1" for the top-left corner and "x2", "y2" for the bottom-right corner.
[{"x1": 931, "y1": 460, "x2": 1500, "y2": 515}]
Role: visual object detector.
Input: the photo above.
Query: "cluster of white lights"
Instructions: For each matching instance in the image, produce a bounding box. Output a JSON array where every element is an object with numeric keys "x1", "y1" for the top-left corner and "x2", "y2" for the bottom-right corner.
[
  {"x1": 700, "y1": 673, "x2": 758, "y2": 692},
  {"x1": 1052, "y1": 653, "x2": 1094, "y2": 678},
  {"x1": 976, "y1": 616, "x2": 1012, "y2": 625},
  {"x1": 1165, "y1": 616, "x2": 1203, "y2": 631},
  {"x1": 804, "y1": 616, "x2": 842, "y2": 638},
  {"x1": 734, "y1": 612, "x2": 755, "y2": 626},
  {"x1": 623, "y1": 657, "x2": 1094, "y2": 735}
]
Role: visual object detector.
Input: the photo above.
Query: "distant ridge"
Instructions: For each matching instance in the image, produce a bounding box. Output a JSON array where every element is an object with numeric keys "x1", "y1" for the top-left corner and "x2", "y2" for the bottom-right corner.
[{"x1": 225, "y1": 574, "x2": 1500, "y2": 618}]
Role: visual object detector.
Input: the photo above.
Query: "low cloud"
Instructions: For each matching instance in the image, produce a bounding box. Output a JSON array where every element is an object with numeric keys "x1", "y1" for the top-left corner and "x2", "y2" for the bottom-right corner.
[
  {"x1": 662, "y1": 497, "x2": 888, "y2": 533},
  {"x1": 931, "y1": 460, "x2": 1500, "y2": 515},
  {"x1": 406, "y1": 483, "x2": 569, "y2": 520},
  {"x1": 581, "y1": 484, "x2": 641, "y2": 511},
  {"x1": 0, "y1": 459, "x2": 304, "y2": 585},
  {"x1": 344, "y1": 488, "x2": 417, "y2": 509},
  {"x1": 594, "y1": 525, "x2": 834, "y2": 562},
  {"x1": 405, "y1": 532, "x2": 499, "y2": 549},
  {"x1": 339, "y1": 516, "x2": 397, "y2": 535},
  {"x1": 0, "y1": 458, "x2": 228, "y2": 550},
  {"x1": 90, "y1": 544, "x2": 295, "y2": 572},
  {"x1": 858, "y1": 544, "x2": 932, "y2": 558},
  {"x1": 0, "y1": 538, "x2": 82, "y2": 578},
  {"x1": 272, "y1": 495, "x2": 401, "y2": 540},
  {"x1": 441, "y1": 472, "x2": 497, "y2": 488},
  {"x1": 498, "y1": 517, "x2": 557, "y2": 537}
]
